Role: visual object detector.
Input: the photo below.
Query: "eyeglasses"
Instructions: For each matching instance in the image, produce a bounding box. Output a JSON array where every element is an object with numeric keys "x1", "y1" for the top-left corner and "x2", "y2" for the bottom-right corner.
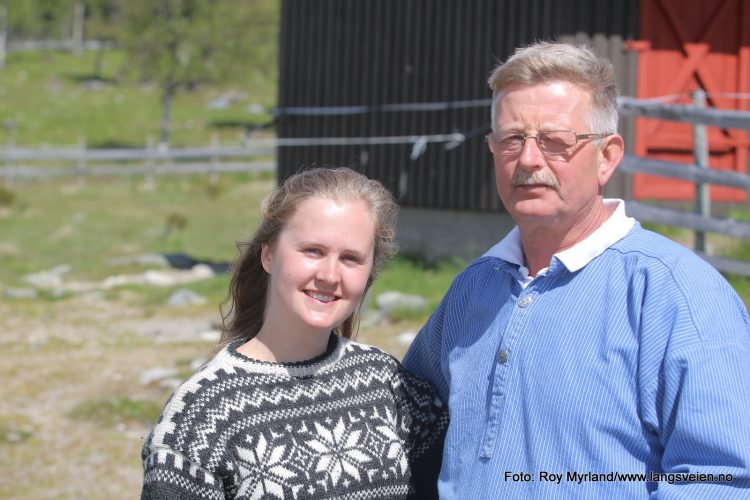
[{"x1": 485, "y1": 130, "x2": 611, "y2": 159}]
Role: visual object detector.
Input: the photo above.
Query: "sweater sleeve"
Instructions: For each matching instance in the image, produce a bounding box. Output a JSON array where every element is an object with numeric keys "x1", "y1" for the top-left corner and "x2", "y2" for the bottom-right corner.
[
  {"x1": 390, "y1": 364, "x2": 449, "y2": 499},
  {"x1": 141, "y1": 444, "x2": 226, "y2": 500},
  {"x1": 140, "y1": 384, "x2": 229, "y2": 500}
]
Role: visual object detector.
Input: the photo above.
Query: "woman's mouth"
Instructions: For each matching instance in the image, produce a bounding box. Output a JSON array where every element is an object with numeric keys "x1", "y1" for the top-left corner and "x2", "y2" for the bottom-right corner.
[{"x1": 305, "y1": 290, "x2": 337, "y2": 303}]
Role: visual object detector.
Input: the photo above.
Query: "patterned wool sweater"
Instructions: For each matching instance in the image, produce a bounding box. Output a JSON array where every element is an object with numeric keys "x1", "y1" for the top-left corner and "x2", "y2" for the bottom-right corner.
[{"x1": 141, "y1": 334, "x2": 448, "y2": 499}]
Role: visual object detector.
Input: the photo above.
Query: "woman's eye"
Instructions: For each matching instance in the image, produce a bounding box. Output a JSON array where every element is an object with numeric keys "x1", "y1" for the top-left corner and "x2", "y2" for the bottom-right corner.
[
  {"x1": 303, "y1": 248, "x2": 321, "y2": 255},
  {"x1": 342, "y1": 255, "x2": 361, "y2": 264}
]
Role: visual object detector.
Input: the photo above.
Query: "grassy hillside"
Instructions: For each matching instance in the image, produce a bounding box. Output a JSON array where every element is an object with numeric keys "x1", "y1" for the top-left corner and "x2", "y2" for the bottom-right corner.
[
  {"x1": 0, "y1": 49, "x2": 276, "y2": 147},
  {"x1": 0, "y1": 172, "x2": 464, "y2": 314}
]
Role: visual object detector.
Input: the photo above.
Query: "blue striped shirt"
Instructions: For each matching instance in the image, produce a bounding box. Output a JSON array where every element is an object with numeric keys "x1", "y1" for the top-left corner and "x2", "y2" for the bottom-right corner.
[{"x1": 403, "y1": 201, "x2": 750, "y2": 499}]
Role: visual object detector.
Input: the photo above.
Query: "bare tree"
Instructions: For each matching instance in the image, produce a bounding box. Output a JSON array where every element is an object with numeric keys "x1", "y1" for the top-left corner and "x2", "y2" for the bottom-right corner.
[
  {"x1": 0, "y1": 2, "x2": 7, "y2": 69},
  {"x1": 121, "y1": 0, "x2": 278, "y2": 146},
  {"x1": 72, "y1": 0, "x2": 84, "y2": 55}
]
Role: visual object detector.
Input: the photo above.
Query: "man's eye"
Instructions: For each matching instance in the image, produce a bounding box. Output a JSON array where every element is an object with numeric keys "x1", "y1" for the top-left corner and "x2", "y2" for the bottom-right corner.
[
  {"x1": 499, "y1": 135, "x2": 523, "y2": 146},
  {"x1": 541, "y1": 136, "x2": 568, "y2": 146}
]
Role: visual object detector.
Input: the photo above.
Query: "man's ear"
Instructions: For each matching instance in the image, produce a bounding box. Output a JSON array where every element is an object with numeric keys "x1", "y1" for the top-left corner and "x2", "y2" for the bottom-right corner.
[
  {"x1": 598, "y1": 133, "x2": 624, "y2": 186},
  {"x1": 260, "y1": 244, "x2": 272, "y2": 274}
]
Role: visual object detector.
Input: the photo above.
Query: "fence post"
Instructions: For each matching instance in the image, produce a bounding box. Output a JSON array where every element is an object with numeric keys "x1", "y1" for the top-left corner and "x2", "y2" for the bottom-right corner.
[
  {"x1": 72, "y1": 1, "x2": 84, "y2": 56},
  {"x1": 693, "y1": 89, "x2": 710, "y2": 254},
  {"x1": 144, "y1": 137, "x2": 155, "y2": 189},
  {"x1": 0, "y1": 3, "x2": 7, "y2": 69},
  {"x1": 209, "y1": 133, "x2": 219, "y2": 185},
  {"x1": 76, "y1": 137, "x2": 87, "y2": 186},
  {"x1": 2, "y1": 140, "x2": 12, "y2": 185}
]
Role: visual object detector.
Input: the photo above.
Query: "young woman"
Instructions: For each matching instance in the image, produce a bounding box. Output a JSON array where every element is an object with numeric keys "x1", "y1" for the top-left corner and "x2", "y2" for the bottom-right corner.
[{"x1": 141, "y1": 167, "x2": 447, "y2": 499}]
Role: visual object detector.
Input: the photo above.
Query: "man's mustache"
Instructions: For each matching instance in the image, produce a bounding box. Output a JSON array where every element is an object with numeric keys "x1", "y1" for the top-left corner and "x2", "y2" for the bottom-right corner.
[{"x1": 511, "y1": 170, "x2": 559, "y2": 189}]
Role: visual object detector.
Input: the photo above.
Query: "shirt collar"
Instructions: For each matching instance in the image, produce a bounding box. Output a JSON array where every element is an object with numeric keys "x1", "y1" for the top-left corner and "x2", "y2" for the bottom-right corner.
[{"x1": 483, "y1": 199, "x2": 635, "y2": 272}]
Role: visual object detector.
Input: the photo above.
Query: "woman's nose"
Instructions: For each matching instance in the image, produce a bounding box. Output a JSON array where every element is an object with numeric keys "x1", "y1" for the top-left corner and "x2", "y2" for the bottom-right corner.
[{"x1": 315, "y1": 257, "x2": 340, "y2": 284}]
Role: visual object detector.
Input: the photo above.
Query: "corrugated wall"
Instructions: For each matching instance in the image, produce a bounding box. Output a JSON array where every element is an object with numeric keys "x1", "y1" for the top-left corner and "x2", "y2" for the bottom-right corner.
[{"x1": 277, "y1": 0, "x2": 640, "y2": 211}]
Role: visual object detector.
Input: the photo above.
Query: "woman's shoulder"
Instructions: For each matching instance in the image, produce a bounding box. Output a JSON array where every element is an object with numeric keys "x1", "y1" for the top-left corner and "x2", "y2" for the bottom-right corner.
[
  {"x1": 140, "y1": 347, "x2": 247, "y2": 489},
  {"x1": 167, "y1": 345, "x2": 240, "y2": 398},
  {"x1": 335, "y1": 337, "x2": 440, "y2": 393},
  {"x1": 146, "y1": 346, "x2": 250, "y2": 440},
  {"x1": 337, "y1": 336, "x2": 404, "y2": 369}
]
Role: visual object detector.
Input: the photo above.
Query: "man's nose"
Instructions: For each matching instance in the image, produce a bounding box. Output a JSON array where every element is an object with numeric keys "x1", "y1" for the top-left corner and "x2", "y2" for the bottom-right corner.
[{"x1": 517, "y1": 135, "x2": 546, "y2": 165}]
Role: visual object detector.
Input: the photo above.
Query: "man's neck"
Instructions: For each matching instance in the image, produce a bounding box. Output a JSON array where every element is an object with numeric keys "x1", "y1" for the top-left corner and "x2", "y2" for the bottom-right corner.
[{"x1": 518, "y1": 201, "x2": 615, "y2": 277}]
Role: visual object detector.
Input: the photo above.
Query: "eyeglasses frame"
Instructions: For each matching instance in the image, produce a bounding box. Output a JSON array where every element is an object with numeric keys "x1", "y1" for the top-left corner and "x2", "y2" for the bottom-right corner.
[{"x1": 485, "y1": 130, "x2": 612, "y2": 158}]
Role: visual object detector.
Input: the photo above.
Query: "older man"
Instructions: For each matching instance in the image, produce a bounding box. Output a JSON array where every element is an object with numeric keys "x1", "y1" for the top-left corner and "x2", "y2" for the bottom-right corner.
[{"x1": 403, "y1": 42, "x2": 750, "y2": 498}]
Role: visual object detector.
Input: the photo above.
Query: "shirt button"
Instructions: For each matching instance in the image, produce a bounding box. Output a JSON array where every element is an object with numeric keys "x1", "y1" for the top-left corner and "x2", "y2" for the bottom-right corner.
[
  {"x1": 497, "y1": 348, "x2": 509, "y2": 364},
  {"x1": 517, "y1": 295, "x2": 532, "y2": 308}
]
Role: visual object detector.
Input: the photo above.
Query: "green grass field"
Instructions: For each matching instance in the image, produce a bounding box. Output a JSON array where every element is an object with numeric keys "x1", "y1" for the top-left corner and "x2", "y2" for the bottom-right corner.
[
  {"x1": 0, "y1": 50, "x2": 276, "y2": 147},
  {"x1": 0, "y1": 173, "x2": 464, "y2": 314}
]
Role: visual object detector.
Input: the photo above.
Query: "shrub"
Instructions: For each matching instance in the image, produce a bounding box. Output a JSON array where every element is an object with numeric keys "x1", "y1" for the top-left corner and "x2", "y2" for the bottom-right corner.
[{"x1": 0, "y1": 184, "x2": 16, "y2": 207}]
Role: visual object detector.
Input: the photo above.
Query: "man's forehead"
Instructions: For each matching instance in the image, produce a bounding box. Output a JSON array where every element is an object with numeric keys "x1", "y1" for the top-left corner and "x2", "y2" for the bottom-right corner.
[{"x1": 496, "y1": 80, "x2": 587, "y2": 100}]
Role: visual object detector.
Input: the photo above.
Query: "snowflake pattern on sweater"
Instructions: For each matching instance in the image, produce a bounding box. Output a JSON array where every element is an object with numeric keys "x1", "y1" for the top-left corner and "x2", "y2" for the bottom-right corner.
[{"x1": 141, "y1": 335, "x2": 448, "y2": 499}]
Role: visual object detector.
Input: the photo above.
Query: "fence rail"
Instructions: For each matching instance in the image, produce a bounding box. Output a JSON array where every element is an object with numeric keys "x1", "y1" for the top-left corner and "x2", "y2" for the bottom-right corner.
[
  {"x1": 625, "y1": 201, "x2": 750, "y2": 240},
  {"x1": 2, "y1": 161, "x2": 274, "y2": 179},
  {"x1": 1, "y1": 142, "x2": 277, "y2": 179},
  {"x1": 618, "y1": 155, "x2": 750, "y2": 190},
  {"x1": 2, "y1": 96, "x2": 750, "y2": 274},
  {"x1": 0, "y1": 144, "x2": 273, "y2": 162},
  {"x1": 0, "y1": 133, "x2": 467, "y2": 164},
  {"x1": 6, "y1": 39, "x2": 113, "y2": 52},
  {"x1": 618, "y1": 93, "x2": 750, "y2": 276},
  {"x1": 618, "y1": 96, "x2": 750, "y2": 131}
]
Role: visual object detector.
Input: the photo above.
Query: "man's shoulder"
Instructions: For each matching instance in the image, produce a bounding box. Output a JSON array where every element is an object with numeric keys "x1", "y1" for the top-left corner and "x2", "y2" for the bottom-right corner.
[
  {"x1": 609, "y1": 224, "x2": 744, "y2": 307},
  {"x1": 458, "y1": 254, "x2": 509, "y2": 278},
  {"x1": 611, "y1": 224, "x2": 709, "y2": 269},
  {"x1": 435, "y1": 255, "x2": 511, "y2": 296}
]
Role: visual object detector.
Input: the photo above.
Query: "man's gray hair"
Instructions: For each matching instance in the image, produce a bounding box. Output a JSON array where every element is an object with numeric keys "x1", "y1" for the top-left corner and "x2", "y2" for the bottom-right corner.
[{"x1": 488, "y1": 41, "x2": 619, "y2": 134}]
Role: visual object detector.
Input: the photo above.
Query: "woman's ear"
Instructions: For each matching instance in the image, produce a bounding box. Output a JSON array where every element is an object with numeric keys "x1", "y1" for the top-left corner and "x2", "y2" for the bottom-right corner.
[{"x1": 260, "y1": 244, "x2": 272, "y2": 274}]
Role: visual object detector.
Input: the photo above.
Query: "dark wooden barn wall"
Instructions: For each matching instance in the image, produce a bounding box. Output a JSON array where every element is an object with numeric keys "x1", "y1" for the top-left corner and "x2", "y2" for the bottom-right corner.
[{"x1": 277, "y1": 0, "x2": 640, "y2": 211}]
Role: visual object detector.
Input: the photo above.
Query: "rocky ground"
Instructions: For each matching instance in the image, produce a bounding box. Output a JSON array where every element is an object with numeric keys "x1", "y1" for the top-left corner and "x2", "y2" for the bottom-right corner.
[{"x1": 0, "y1": 287, "x2": 418, "y2": 499}]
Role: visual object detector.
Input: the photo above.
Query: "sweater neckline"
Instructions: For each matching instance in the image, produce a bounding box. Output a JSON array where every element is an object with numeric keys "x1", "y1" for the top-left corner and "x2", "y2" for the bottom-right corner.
[{"x1": 225, "y1": 333, "x2": 343, "y2": 375}]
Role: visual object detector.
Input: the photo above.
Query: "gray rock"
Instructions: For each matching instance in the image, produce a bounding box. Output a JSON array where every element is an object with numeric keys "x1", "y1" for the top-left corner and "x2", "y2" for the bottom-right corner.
[
  {"x1": 375, "y1": 291, "x2": 428, "y2": 314},
  {"x1": 199, "y1": 329, "x2": 221, "y2": 342},
  {"x1": 145, "y1": 270, "x2": 178, "y2": 287},
  {"x1": 360, "y1": 308, "x2": 385, "y2": 327},
  {"x1": 140, "y1": 367, "x2": 178, "y2": 386},
  {"x1": 246, "y1": 103, "x2": 265, "y2": 114},
  {"x1": 79, "y1": 290, "x2": 104, "y2": 302},
  {"x1": 109, "y1": 254, "x2": 169, "y2": 267},
  {"x1": 3, "y1": 287, "x2": 38, "y2": 299},
  {"x1": 23, "y1": 264, "x2": 71, "y2": 289},
  {"x1": 159, "y1": 378, "x2": 183, "y2": 390},
  {"x1": 190, "y1": 357, "x2": 208, "y2": 371},
  {"x1": 189, "y1": 264, "x2": 215, "y2": 279},
  {"x1": 166, "y1": 288, "x2": 207, "y2": 307},
  {"x1": 396, "y1": 331, "x2": 418, "y2": 345}
]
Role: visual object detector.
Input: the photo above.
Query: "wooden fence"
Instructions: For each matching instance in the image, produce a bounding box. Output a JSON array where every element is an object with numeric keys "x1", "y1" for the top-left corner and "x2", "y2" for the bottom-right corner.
[
  {"x1": 617, "y1": 94, "x2": 750, "y2": 275},
  {"x1": 2, "y1": 97, "x2": 750, "y2": 274},
  {"x1": 0, "y1": 140, "x2": 276, "y2": 180}
]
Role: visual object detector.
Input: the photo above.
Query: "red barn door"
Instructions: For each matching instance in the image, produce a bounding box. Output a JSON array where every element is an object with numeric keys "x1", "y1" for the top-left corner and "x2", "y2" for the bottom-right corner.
[{"x1": 631, "y1": 0, "x2": 750, "y2": 202}]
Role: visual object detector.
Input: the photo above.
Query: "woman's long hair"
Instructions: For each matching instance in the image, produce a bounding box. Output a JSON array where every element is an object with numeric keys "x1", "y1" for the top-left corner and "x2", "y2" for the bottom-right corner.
[{"x1": 218, "y1": 167, "x2": 398, "y2": 349}]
